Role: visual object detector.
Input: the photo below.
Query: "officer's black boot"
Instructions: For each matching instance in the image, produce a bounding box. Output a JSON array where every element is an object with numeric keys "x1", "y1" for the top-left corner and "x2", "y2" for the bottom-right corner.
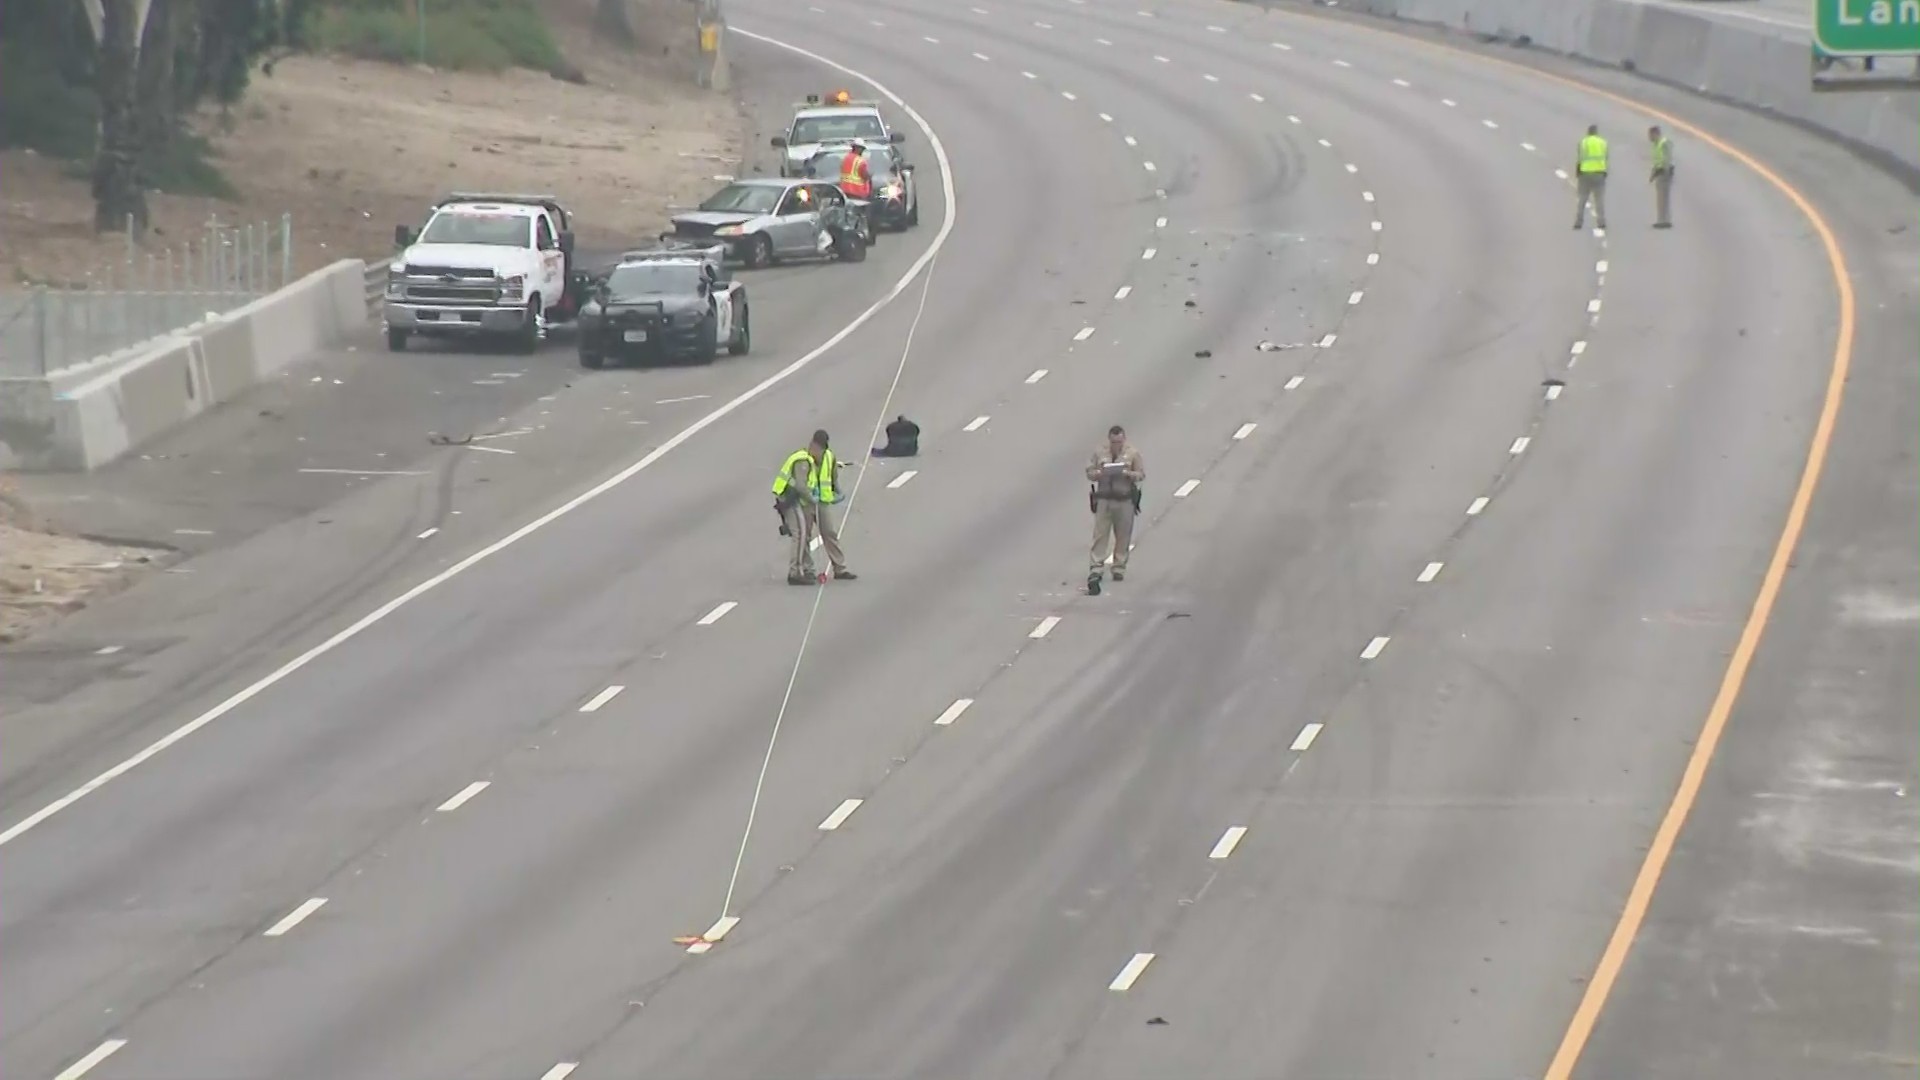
[{"x1": 1086, "y1": 570, "x2": 1102, "y2": 595}]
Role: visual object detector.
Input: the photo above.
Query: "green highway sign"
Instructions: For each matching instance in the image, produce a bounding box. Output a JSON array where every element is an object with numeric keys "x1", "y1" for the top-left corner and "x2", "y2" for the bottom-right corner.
[{"x1": 1813, "y1": 0, "x2": 1920, "y2": 55}]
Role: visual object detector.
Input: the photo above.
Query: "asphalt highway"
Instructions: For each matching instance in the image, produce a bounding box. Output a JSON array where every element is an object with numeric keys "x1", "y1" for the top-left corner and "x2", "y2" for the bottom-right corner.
[{"x1": 4, "y1": 0, "x2": 1914, "y2": 1078}]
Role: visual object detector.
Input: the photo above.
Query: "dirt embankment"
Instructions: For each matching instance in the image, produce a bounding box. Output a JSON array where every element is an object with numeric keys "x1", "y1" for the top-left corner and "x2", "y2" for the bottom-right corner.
[{"x1": 0, "y1": 0, "x2": 747, "y2": 643}]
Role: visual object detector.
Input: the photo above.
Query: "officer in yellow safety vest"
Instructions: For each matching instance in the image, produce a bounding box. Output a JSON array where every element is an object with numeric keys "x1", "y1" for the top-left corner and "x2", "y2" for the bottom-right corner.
[
  {"x1": 1647, "y1": 125, "x2": 1675, "y2": 229},
  {"x1": 771, "y1": 429, "x2": 856, "y2": 585},
  {"x1": 1573, "y1": 124, "x2": 1609, "y2": 231}
]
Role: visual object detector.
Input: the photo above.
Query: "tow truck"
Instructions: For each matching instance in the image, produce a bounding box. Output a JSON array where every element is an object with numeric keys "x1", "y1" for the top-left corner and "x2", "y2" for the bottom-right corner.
[
  {"x1": 771, "y1": 89, "x2": 905, "y2": 178},
  {"x1": 383, "y1": 193, "x2": 595, "y2": 353}
]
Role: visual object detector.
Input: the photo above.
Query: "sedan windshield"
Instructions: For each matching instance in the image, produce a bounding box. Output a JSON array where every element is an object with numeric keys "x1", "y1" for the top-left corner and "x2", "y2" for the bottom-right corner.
[
  {"x1": 698, "y1": 184, "x2": 783, "y2": 214},
  {"x1": 792, "y1": 114, "x2": 886, "y2": 143},
  {"x1": 605, "y1": 263, "x2": 703, "y2": 297},
  {"x1": 419, "y1": 211, "x2": 529, "y2": 246}
]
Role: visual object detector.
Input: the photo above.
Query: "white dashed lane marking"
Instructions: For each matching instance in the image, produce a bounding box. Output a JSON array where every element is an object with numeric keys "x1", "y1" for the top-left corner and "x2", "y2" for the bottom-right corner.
[
  {"x1": 1233, "y1": 422, "x2": 1258, "y2": 440},
  {"x1": 416, "y1": 527, "x2": 438, "y2": 540},
  {"x1": 888, "y1": 470, "x2": 918, "y2": 488},
  {"x1": 1030, "y1": 616, "x2": 1062, "y2": 639},
  {"x1": 1318, "y1": 138, "x2": 1333, "y2": 148},
  {"x1": 1143, "y1": 161, "x2": 1158, "y2": 172},
  {"x1": 1418, "y1": 561, "x2": 1444, "y2": 583},
  {"x1": 1025, "y1": 369, "x2": 1049, "y2": 384},
  {"x1": 1110, "y1": 952, "x2": 1156, "y2": 991},
  {"x1": 923, "y1": 35, "x2": 940, "y2": 43},
  {"x1": 436, "y1": 781, "x2": 490, "y2": 812},
  {"x1": 1124, "y1": 135, "x2": 1138, "y2": 146},
  {"x1": 1442, "y1": 98, "x2": 1458, "y2": 107},
  {"x1": 1366, "y1": 252, "x2": 1380, "y2": 265},
  {"x1": 539, "y1": 1066, "x2": 579, "y2": 1080},
  {"x1": 1097, "y1": 36, "x2": 1113, "y2": 45},
  {"x1": 1571, "y1": 340, "x2": 1588, "y2": 356},
  {"x1": 1287, "y1": 114, "x2": 1302, "y2": 124},
  {"x1": 1284, "y1": 375, "x2": 1305, "y2": 390},
  {"x1": 53, "y1": 1040, "x2": 128, "y2": 1080},
  {"x1": 1555, "y1": 168, "x2": 1570, "y2": 180},
  {"x1": 1596, "y1": 259, "x2": 1609, "y2": 273},
  {"x1": 934, "y1": 698, "x2": 975, "y2": 726},
  {"x1": 1483, "y1": 119, "x2": 1499, "y2": 129},
  {"x1": 1155, "y1": 54, "x2": 1172, "y2": 63},
  {"x1": 964, "y1": 415, "x2": 991, "y2": 432},
  {"x1": 1021, "y1": 70, "x2": 1037, "y2": 80},
  {"x1": 1142, "y1": 248, "x2": 1158, "y2": 260},
  {"x1": 1333, "y1": 59, "x2": 1352, "y2": 67},
  {"x1": 580, "y1": 685, "x2": 624, "y2": 712},
  {"x1": 1114, "y1": 285, "x2": 1132, "y2": 299},
  {"x1": 1204, "y1": 73, "x2": 1221, "y2": 82},
  {"x1": 818, "y1": 798, "x2": 864, "y2": 830},
  {"x1": 263, "y1": 897, "x2": 327, "y2": 937},
  {"x1": 696, "y1": 601, "x2": 737, "y2": 626},
  {"x1": 1062, "y1": 90, "x2": 1077, "y2": 100},
  {"x1": 1209, "y1": 826, "x2": 1248, "y2": 859},
  {"x1": 1174, "y1": 479, "x2": 1201, "y2": 498},
  {"x1": 1272, "y1": 41, "x2": 1293, "y2": 50},
  {"x1": 1207, "y1": 24, "x2": 1227, "y2": 32},
  {"x1": 1155, "y1": 216, "x2": 1167, "y2": 228},
  {"x1": 1467, "y1": 496, "x2": 1490, "y2": 515},
  {"x1": 1510, "y1": 436, "x2": 1532, "y2": 454},
  {"x1": 1522, "y1": 141, "x2": 1537, "y2": 152},
  {"x1": 1348, "y1": 291, "x2": 1364, "y2": 305},
  {"x1": 1099, "y1": 112, "x2": 1114, "y2": 123},
  {"x1": 973, "y1": 51, "x2": 991, "y2": 62},
  {"x1": 1393, "y1": 77, "x2": 1412, "y2": 87},
  {"x1": 1371, "y1": 221, "x2": 1383, "y2": 232},
  {"x1": 1588, "y1": 299, "x2": 1602, "y2": 314},
  {"x1": 1074, "y1": 327, "x2": 1096, "y2": 341},
  {"x1": 1360, "y1": 636, "x2": 1391, "y2": 660},
  {"x1": 1318, "y1": 333, "x2": 1338, "y2": 348},
  {"x1": 1345, "y1": 163, "x2": 1358, "y2": 173},
  {"x1": 1291, "y1": 722, "x2": 1324, "y2": 751},
  {"x1": 1363, "y1": 191, "x2": 1375, "y2": 201},
  {"x1": 1250, "y1": 92, "x2": 1265, "y2": 102},
  {"x1": 1546, "y1": 384, "x2": 1564, "y2": 401}
]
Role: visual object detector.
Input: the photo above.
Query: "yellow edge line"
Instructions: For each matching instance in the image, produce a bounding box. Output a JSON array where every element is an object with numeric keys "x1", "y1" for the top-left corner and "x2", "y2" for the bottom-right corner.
[{"x1": 1268, "y1": 7, "x2": 1859, "y2": 1077}]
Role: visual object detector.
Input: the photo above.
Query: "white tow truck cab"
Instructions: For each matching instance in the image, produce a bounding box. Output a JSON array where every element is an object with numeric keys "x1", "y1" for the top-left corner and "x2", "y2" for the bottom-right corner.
[
  {"x1": 771, "y1": 90, "x2": 905, "y2": 177},
  {"x1": 384, "y1": 193, "x2": 592, "y2": 353}
]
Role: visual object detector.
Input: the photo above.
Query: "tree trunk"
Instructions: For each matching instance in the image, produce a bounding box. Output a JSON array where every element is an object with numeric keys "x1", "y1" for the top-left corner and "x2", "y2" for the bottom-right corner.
[
  {"x1": 92, "y1": 0, "x2": 148, "y2": 234},
  {"x1": 133, "y1": 0, "x2": 178, "y2": 170}
]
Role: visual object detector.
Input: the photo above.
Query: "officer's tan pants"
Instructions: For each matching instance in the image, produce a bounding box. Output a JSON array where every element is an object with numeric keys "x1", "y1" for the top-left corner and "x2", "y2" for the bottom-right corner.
[
  {"x1": 1090, "y1": 498, "x2": 1136, "y2": 574},
  {"x1": 1652, "y1": 171, "x2": 1673, "y2": 226},
  {"x1": 1575, "y1": 172, "x2": 1607, "y2": 227},
  {"x1": 808, "y1": 502, "x2": 848, "y2": 572},
  {"x1": 781, "y1": 502, "x2": 815, "y2": 577}
]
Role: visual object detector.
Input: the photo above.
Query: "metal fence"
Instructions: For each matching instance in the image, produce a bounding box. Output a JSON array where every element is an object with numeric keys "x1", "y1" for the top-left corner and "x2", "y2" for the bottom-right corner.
[{"x1": 1, "y1": 214, "x2": 294, "y2": 378}]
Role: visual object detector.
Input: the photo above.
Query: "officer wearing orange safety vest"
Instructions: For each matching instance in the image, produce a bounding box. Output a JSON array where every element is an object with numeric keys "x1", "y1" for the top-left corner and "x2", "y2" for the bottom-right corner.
[{"x1": 838, "y1": 143, "x2": 873, "y2": 200}]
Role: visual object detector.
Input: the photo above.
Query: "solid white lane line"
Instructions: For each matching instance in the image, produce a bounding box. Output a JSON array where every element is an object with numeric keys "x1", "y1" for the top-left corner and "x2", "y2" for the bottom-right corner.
[
  {"x1": 1570, "y1": 340, "x2": 1588, "y2": 356},
  {"x1": 1233, "y1": 423, "x2": 1258, "y2": 440},
  {"x1": 539, "y1": 1066, "x2": 579, "y2": 1080},
  {"x1": 1062, "y1": 90, "x2": 1077, "y2": 100},
  {"x1": 973, "y1": 51, "x2": 991, "y2": 61},
  {"x1": 1510, "y1": 436, "x2": 1531, "y2": 454},
  {"x1": 964, "y1": 415, "x2": 990, "y2": 431},
  {"x1": 697, "y1": 601, "x2": 737, "y2": 626},
  {"x1": 1025, "y1": 369, "x2": 1048, "y2": 384},
  {"x1": 1209, "y1": 826, "x2": 1248, "y2": 859},
  {"x1": 0, "y1": 24, "x2": 964, "y2": 851},
  {"x1": 1442, "y1": 97, "x2": 1457, "y2": 107},
  {"x1": 1074, "y1": 326, "x2": 1096, "y2": 341},
  {"x1": 1250, "y1": 92, "x2": 1265, "y2": 102},
  {"x1": 417, "y1": 527, "x2": 438, "y2": 540},
  {"x1": 53, "y1": 1040, "x2": 128, "y2": 1080},
  {"x1": 1284, "y1": 375, "x2": 1305, "y2": 390},
  {"x1": 1030, "y1": 616, "x2": 1062, "y2": 639},
  {"x1": 1110, "y1": 952, "x2": 1156, "y2": 990},
  {"x1": 1366, "y1": 252, "x2": 1380, "y2": 265},
  {"x1": 818, "y1": 798, "x2": 864, "y2": 830},
  {"x1": 580, "y1": 685, "x2": 625, "y2": 712},
  {"x1": 1318, "y1": 333, "x2": 1338, "y2": 348},
  {"x1": 1142, "y1": 248, "x2": 1157, "y2": 260},
  {"x1": 437, "y1": 781, "x2": 490, "y2": 812},
  {"x1": 1174, "y1": 479, "x2": 1200, "y2": 498},
  {"x1": 1596, "y1": 259, "x2": 1609, "y2": 273},
  {"x1": 686, "y1": 914, "x2": 741, "y2": 954},
  {"x1": 264, "y1": 897, "x2": 327, "y2": 937},
  {"x1": 1588, "y1": 298, "x2": 1602, "y2": 314},
  {"x1": 1467, "y1": 496, "x2": 1490, "y2": 515},
  {"x1": 1348, "y1": 290, "x2": 1364, "y2": 305},
  {"x1": 934, "y1": 698, "x2": 975, "y2": 726},
  {"x1": 1546, "y1": 384, "x2": 1564, "y2": 401},
  {"x1": 1291, "y1": 722, "x2": 1324, "y2": 751},
  {"x1": 1418, "y1": 561, "x2": 1443, "y2": 583},
  {"x1": 1521, "y1": 141, "x2": 1537, "y2": 152},
  {"x1": 1143, "y1": 161, "x2": 1158, "y2": 172},
  {"x1": 1114, "y1": 285, "x2": 1132, "y2": 299},
  {"x1": 887, "y1": 470, "x2": 918, "y2": 488},
  {"x1": 1360, "y1": 636, "x2": 1390, "y2": 660}
]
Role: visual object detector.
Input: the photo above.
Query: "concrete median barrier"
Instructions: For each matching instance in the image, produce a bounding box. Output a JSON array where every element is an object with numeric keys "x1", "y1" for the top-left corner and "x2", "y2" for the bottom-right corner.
[
  {"x1": 1245, "y1": 0, "x2": 1920, "y2": 178},
  {"x1": 0, "y1": 259, "x2": 368, "y2": 472}
]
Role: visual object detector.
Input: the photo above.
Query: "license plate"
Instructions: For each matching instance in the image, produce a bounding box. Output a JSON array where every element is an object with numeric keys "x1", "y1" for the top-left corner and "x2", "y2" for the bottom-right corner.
[{"x1": 623, "y1": 330, "x2": 649, "y2": 343}]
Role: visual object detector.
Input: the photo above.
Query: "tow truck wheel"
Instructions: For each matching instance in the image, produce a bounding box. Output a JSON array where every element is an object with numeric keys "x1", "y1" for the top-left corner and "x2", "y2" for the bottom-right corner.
[
  {"x1": 512, "y1": 299, "x2": 540, "y2": 354},
  {"x1": 729, "y1": 304, "x2": 751, "y2": 356},
  {"x1": 386, "y1": 328, "x2": 409, "y2": 352}
]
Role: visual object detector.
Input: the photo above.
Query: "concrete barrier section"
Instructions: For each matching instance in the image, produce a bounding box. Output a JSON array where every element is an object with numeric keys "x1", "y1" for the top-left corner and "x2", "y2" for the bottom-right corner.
[
  {"x1": 0, "y1": 259, "x2": 367, "y2": 471},
  {"x1": 1246, "y1": 0, "x2": 1920, "y2": 178}
]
